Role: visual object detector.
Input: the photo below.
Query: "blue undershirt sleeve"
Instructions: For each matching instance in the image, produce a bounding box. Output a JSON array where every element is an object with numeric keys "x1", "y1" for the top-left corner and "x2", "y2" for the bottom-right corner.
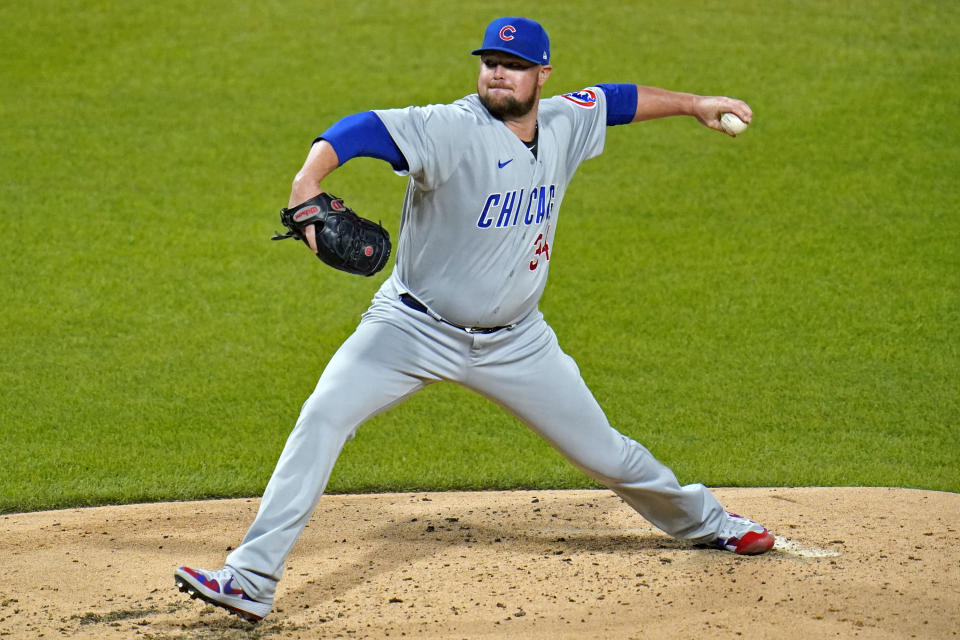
[
  {"x1": 596, "y1": 83, "x2": 638, "y2": 126},
  {"x1": 314, "y1": 111, "x2": 409, "y2": 171}
]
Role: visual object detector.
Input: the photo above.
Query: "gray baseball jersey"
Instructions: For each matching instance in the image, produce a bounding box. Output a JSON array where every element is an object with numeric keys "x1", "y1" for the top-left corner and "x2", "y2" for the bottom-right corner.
[{"x1": 374, "y1": 90, "x2": 607, "y2": 328}]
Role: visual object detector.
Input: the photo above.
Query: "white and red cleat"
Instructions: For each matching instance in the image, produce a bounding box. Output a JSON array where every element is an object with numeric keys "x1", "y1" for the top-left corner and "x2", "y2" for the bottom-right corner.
[
  {"x1": 714, "y1": 512, "x2": 776, "y2": 555},
  {"x1": 174, "y1": 566, "x2": 271, "y2": 622}
]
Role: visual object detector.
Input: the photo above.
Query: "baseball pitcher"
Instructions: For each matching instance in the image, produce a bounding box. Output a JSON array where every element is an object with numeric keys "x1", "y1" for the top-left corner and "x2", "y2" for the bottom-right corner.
[{"x1": 175, "y1": 16, "x2": 773, "y2": 623}]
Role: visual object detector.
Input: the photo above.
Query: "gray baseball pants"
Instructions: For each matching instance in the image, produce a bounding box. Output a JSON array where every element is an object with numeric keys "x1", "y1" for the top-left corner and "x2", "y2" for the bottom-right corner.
[{"x1": 225, "y1": 288, "x2": 727, "y2": 602}]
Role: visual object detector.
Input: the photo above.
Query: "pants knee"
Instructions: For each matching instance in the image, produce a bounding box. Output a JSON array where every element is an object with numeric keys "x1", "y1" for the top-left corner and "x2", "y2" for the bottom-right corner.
[
  {"x1": 292, "y1": 395, "x2": 361, "y2": 448},
  {"x1": 579, "y1": 434, "x2": 659, "y2": 487}
]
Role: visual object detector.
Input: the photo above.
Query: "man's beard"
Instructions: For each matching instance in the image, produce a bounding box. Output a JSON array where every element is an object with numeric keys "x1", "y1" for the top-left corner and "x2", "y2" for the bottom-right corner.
[{"x1": 479, "y1": 87, "x2": 538, "y2": 120}]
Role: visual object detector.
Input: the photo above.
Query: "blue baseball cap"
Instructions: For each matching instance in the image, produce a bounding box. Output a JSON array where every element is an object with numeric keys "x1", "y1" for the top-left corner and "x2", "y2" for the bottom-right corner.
[{"x1": 471, "y1": 17, "x2": 550, "y2": 65}]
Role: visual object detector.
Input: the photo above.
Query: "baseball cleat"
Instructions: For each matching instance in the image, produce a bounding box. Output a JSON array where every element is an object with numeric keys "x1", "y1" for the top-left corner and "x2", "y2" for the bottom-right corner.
[
  {"x1": 714, "y1": 512, "x2": 776, "y2": 555},
  {"x1": 174, "y1": 566, "x2": 271, "y2": 622}
]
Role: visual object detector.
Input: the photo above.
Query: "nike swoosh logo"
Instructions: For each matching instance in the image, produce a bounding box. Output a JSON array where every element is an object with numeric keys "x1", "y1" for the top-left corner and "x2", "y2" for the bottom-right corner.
[
  {"x1": 498, "y1": 159, "x2": 513, "y2": 169},
  {"x1": 223, "y1": 577, "x2": 244, "y2": 596}
]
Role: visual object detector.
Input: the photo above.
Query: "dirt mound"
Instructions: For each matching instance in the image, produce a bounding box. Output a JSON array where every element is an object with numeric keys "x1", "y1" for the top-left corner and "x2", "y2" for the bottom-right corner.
[{"x1": 1, "y1": 487, "x2": 957, "y2": 639}]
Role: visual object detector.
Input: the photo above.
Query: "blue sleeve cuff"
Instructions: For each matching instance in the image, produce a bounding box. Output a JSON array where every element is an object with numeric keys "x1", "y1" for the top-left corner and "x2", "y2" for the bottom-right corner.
[
  {"x1": 596, "y1": 83, "x2": 638, "y2": 126},
  {"x1": 314, "y1": 111, "x2": 409, "y2": 171}
]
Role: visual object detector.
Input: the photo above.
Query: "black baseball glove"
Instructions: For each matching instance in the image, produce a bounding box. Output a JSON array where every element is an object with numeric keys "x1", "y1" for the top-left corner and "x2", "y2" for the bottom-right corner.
[{"x1": 272, "y1": 193, "x2": 391, "y2": 277}]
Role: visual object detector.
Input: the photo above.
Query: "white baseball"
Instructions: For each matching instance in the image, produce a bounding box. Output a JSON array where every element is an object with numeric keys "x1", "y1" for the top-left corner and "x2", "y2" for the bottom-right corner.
[{"x1": 720, "y1": 112, "x2": 749, "y2": 136}]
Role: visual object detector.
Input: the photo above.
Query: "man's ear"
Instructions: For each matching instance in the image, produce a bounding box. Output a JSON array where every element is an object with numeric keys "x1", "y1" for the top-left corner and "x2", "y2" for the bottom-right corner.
[{"x1": 538, "y1": 65, "x2": 553, "y2": 88}]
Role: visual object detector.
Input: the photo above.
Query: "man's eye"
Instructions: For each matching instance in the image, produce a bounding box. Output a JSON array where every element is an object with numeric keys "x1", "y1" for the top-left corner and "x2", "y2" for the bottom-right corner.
[{"x1": 485, "y1": 60, "x2": 528, "y2": 71}]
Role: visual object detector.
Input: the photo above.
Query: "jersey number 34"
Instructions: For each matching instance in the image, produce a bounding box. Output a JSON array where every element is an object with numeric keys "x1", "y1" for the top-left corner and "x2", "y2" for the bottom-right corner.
[{"x1": 529, "y1": 227, "x2": 551, "y2": 271}]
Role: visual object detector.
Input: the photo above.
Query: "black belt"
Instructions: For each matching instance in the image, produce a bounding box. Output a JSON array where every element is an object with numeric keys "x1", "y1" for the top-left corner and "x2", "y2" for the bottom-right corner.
[{"x1": 399, "y1": 293, "x2": 511, "y2": 334}]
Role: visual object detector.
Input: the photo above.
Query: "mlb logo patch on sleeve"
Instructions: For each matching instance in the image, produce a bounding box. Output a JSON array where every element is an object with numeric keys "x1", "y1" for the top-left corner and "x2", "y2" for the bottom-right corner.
[{"x1": 561, "y1": 89, "x2": 597, "y2": 108}]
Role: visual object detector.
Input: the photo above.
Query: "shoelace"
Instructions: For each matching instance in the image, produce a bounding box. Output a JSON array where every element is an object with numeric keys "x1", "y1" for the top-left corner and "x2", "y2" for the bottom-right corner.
[
  {"x1": 718, "y1": 513, "x2": 764, "y2": 539},
  {"x1": 200, "y1": 568, "x2": 236, "y2": 591}
]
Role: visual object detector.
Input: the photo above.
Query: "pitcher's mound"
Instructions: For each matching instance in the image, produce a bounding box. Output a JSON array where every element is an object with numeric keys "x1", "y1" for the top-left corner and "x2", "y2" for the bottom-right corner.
[{"x1": 1, "y1": 487, "x2": 957, "y2": 639}]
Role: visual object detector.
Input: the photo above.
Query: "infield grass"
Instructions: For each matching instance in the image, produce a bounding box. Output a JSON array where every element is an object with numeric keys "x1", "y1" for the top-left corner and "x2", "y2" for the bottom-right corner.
[{"x1": 1, "y1": 0, "x2": 957, "y2": 512}]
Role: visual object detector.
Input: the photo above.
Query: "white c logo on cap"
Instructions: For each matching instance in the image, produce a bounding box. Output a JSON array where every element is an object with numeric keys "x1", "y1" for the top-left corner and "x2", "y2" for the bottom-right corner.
[{"x1": 499, "y1": 25, "x2": 516, "y2": 41}]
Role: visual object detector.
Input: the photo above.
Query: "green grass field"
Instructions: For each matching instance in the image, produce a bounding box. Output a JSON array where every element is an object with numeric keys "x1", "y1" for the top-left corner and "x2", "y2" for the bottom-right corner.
[{"x1": 2, "y1": 0, "x2": 957, "y2": 513}]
